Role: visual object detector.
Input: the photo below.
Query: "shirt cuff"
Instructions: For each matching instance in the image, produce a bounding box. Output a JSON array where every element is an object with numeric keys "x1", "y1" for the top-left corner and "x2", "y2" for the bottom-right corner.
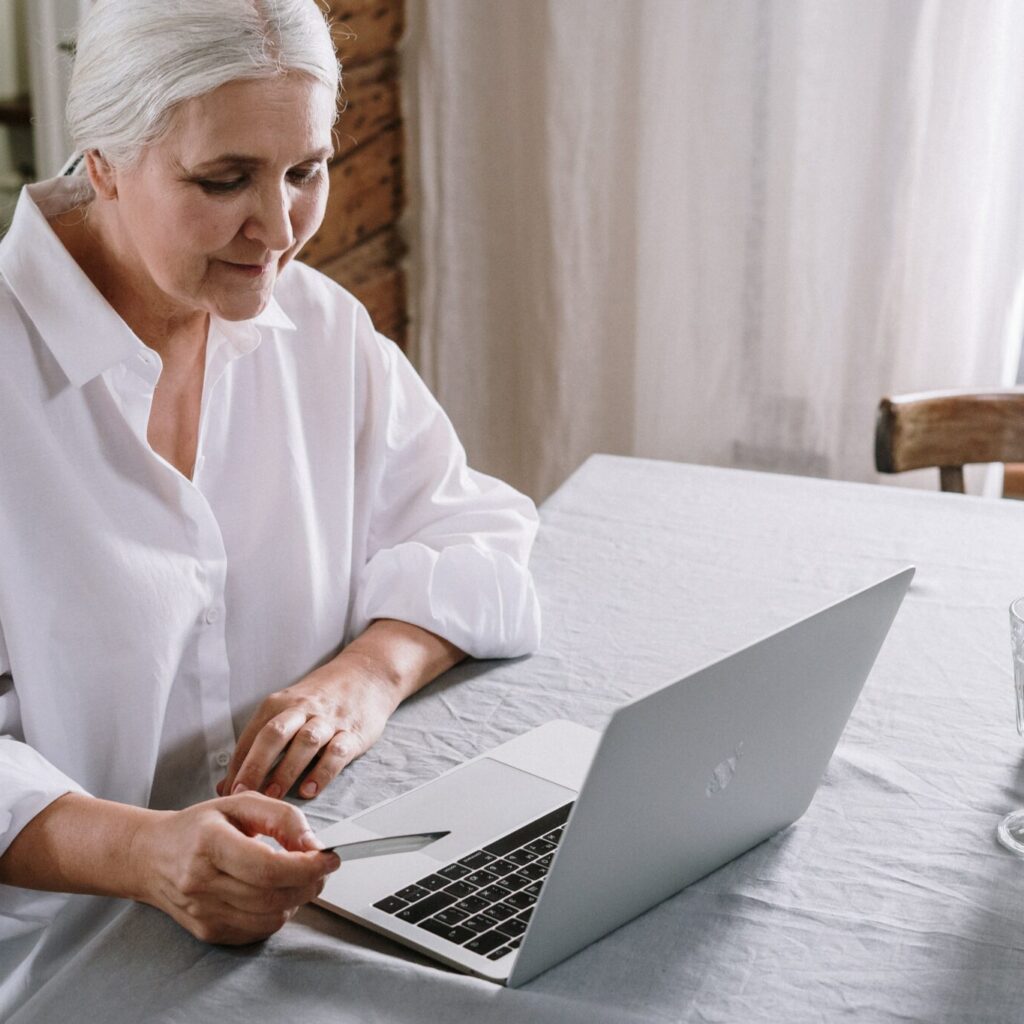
[
  {"x1": 0, "y1": 737, "x2": 88, "y2": 859},
  {"x1": 353, "y1": 541, "x2": 542, "y2": 660}
]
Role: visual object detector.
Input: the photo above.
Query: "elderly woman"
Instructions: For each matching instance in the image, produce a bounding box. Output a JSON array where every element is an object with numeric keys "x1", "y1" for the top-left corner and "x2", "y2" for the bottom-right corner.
[{"x1": 0, "y1": 0, "x2": 540, "y2": 1004}]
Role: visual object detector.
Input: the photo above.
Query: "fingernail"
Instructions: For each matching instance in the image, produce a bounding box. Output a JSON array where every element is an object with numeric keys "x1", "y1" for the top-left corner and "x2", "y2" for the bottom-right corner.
[
  {"x1": 323, "y1": 852, "x2": 342, "y2": 870},
  {"x1": 301, "y1": 781, "x2": 318, "y2": 797},
  {"x1": 264, "y1": 783, "x2": 281, "y2": 799},
  {"x1": 232, "y1": 783, "x2": 247, "y2": 795}
]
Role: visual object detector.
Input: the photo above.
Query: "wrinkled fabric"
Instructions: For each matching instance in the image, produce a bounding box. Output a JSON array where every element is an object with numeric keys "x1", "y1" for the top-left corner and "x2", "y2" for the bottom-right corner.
[
  {"x1": 8, "y1": 455, "x2": 1024, "y2": 1022},
  {"x1": 0, "y1": 177, "x2": 540, "y2": 1017}
]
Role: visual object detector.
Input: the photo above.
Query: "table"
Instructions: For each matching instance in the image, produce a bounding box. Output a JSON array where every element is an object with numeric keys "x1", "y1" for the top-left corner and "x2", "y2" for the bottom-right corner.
[{"x1": 10, "y1": 455, "x2": 1024, "y2": 1023}]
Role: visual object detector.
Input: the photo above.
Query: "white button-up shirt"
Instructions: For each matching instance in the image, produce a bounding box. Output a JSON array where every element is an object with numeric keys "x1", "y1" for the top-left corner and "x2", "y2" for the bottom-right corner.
[{"x1": 0, "y1": 178, "x2": 541, "y2": 989}]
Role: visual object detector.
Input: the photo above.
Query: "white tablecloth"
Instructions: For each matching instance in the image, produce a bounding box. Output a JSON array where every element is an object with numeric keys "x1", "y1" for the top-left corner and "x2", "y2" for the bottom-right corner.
[{"x1": 10, "y1": 455, "x2": 1024, "y2": 1023}]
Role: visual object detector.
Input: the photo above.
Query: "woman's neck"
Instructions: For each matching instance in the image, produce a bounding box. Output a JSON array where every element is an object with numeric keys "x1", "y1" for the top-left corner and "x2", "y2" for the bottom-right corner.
[{"x1": 48, "y1": 203, "x2": 209, "y2": 362}]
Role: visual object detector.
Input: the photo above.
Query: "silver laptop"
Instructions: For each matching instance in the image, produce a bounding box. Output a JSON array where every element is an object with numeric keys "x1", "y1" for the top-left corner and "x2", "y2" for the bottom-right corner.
[{"x1": 315, "y1": 567, "x2": 914, "y2": 986}]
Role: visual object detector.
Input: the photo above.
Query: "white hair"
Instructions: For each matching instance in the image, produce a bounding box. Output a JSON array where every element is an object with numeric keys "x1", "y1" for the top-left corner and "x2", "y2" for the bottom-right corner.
[{"x1": 66, "y1": 0, "x2": 340, "y2": 167}]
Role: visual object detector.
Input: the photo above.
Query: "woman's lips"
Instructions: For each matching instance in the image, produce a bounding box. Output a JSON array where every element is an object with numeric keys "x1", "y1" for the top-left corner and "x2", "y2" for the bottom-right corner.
[{"x1": 221, "y1": 260, "x2": 272, "y2": 278}]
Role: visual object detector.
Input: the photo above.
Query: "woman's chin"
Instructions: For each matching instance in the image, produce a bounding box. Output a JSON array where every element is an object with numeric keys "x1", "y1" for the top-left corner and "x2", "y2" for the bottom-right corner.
[{"x1": 212, "y1": 289, "x2": 274, "y2": 323}]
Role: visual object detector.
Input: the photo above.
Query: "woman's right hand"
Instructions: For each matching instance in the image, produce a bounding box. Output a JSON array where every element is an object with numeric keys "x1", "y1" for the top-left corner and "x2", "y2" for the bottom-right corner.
[{"x1": 128, "y1": 791, "x2": 340, "y2": 944}]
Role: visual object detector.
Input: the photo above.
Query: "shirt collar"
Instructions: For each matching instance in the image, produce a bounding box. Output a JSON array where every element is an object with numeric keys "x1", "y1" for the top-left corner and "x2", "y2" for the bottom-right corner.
[
  {"x1": 252, "y1": 293, "x2": 296, "y2": 332},
  {"x1": 0, "y1": 177, "x2": 297, "y2": 389},
  {"x1": 0, "y1": 178, "x2": 144, "y2": 388}
]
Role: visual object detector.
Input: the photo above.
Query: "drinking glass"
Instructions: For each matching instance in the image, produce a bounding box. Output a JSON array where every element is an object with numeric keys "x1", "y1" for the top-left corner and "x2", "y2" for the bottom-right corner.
[{"x1": 997, "y1": 597, "x2": 1024, "y2": 854}]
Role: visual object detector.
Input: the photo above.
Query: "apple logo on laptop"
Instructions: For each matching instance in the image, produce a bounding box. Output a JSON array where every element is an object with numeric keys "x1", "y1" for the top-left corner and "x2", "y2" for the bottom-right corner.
[{"x1": 706, "y1": 742, "x2": 744, "y2": 798}]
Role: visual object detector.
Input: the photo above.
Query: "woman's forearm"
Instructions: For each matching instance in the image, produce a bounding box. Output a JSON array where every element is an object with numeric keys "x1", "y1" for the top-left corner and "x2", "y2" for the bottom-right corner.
[
  {"x1": 0, "y1": 790, "x2": 338, "y2": 945},
  {"x1": 0, "y1": 791, "x2": 158, "y2": 899}
]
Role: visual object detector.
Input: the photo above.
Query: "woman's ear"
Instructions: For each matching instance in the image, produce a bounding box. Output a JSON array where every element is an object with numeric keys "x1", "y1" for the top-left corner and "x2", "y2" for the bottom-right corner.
[{"x1": 84, "y1": 150, "x2": 118, "y2": 200}]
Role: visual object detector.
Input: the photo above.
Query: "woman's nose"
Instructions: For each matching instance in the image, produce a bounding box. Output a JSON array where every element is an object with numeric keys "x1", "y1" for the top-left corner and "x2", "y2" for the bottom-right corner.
[{"x1": 243, "y1": 184, "x2": 294, "y2": 252}]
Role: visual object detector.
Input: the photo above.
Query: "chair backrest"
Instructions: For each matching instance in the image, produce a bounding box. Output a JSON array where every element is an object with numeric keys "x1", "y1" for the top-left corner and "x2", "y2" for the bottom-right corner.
[{"x1": 875, "y1": 389, "x2": 1024, "y2": 494}]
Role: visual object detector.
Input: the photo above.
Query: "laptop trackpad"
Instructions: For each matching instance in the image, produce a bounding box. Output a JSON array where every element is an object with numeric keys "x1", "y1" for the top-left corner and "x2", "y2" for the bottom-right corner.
[{"x1": 352, "y1": 757, "x2": 576, "y2": 863}]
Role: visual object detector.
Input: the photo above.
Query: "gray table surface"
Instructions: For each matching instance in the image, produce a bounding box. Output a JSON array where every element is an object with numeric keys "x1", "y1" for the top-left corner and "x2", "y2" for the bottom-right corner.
[{"x1": 12, "y1": 455, "x2": 1024, "y2": 1023}]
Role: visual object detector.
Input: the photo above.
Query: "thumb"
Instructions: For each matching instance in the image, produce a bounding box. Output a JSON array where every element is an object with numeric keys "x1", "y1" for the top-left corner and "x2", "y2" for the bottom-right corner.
[{"x1": 224, "y1": 791, "x2": 323, "y2": 852}]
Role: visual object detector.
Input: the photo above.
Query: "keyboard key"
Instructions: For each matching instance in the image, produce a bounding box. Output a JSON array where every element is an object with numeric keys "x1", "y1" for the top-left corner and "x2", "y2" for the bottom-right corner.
[
  {"x1": 486, "y1": 944, "x2": 514, "y2": 961},
  {"x1": 504, "y1": 849, "x2": 536, "y2": 866},
  {"x1": 523, "y1": 881, "x2": 543, "y2": 896},
  {"x1": 505, "y1": 891, "x2": 536, "y2": 911},
  {"x1": 495, "y1": 917, "x2": 528, "y2": 938},
  {"x1": 438, "y1": 862, "x2": 471, "y2": 881},
  {"x1": 372, "y1": 895, "x2": 409, "y2": 914},
  {"x1": 444, "y1": 880, "x2": 475, "y2": 900},
  {"x1": 499, "y1": 872, "x2": 531, "y2": 891},
  {"x1": 464, "y1": 929, "x2": 511, "y2": 955},
  {"x1": 462, "y1": 913, "x2": 499, "y2": 934},
  {"x1": 517, "y1": 906, "x2": 534, "y2": 922},
  {"x1": 489, "y1": 858, "x2": 518, "y2": 875},
  {"x1": 396, "y1": 890, "x2": 457, "y2": 924},
  {"x1": 395, "y1": 883, "x2": 431, "y2": 903},
  {"x1": 463, "y1": 869, "x2": 501, "y2": 888},
  {"x1": 415, "y1": 873, "x2": 450, "y2": 892},
  {"x1": 455, "y1": 895, "x2": 490, "y2": 914},
  {"x1": 535, "y1": 853, "x2": 554, "y2": 869},
  {"x1": 543, "y1": 827, "x2": 565, "y2": 842},
  {"x1": 478, "y1": 884, "x2": 515, "y2": 903},
  {"x1": 432, "y1": 906, "x2": 470, "y2": 927},
  {"x1": 516, "y1": 862, "x2": 548, "y2": 881},
  {"x1": 483, "y1": 803, "x2": 574, "y2": 857},
  {"x1": 524, "y1": 838, "x2": 557, "y2": 856},
  {"x1": 508, "y1": 937, "x2": 523, "y2": 949},
  {"x1": 418, "y1": 918, "x2": 475, "y2": 945},
  {"x1": 480, "y1": 902, "x2": 517, "y2": 922},
  {"x1": 457, "y1": 850, "x2": 496, "y2": 870}
]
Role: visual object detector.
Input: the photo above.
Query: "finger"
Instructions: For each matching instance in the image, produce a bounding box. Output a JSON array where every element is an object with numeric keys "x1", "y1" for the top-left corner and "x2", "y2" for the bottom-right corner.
[
  {"x1": 262, "y1": 716, "x2": 336, "y2": 799},
  {"x1": 222, "y1": 791, "x2": 320, "y2": 849},
  {"x1": 220, "y1": 695, "x2": 294, "y2": 793},
  {"x1": 184, "y1": 901, "x2": 297, "y2": 946},
  {"x1": 230, "y1": 708, "x2": 309, "y2": 794},
  {"x1": 211, "y1": 794, "x2": 339, "y2": 888},
  {"x1": 211, "y1": 825, "x2": 338, "y2": 890},
  {"x1": 294, "y1": 729, "x2": 363, "y2": 799},
  {"x1": 209, "y1": 871, "x2": 326, "y2": 915}
]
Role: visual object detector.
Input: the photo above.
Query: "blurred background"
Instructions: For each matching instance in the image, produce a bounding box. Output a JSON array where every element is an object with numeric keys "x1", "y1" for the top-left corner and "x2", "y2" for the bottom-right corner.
[{"x1": 4, "y1": 0, "x2": 1024, "y2": 502}]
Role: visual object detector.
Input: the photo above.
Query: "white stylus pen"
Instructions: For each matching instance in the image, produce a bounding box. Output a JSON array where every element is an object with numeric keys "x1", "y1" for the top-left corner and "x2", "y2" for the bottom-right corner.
[{"x1": 324, "y1": 830, "x2": 450, "y2": 862}]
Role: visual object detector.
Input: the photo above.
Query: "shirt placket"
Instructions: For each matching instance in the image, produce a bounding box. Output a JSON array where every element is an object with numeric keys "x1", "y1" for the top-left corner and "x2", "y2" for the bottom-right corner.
[
  {"x1": 113, "y1": 342, "x2": 242, "y2": 792},
  {"x1": 191, "y1": 333, "x2": 254, "y2": 789},
  {"x1": 189, "y1": 492, "x2": 236, "y2": 788}
]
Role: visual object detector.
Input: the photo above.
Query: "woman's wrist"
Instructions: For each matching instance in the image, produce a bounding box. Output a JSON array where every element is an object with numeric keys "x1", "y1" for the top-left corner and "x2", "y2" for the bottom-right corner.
[{"x1": 337, "y1": 618, "x2": 466, "y2": 704}]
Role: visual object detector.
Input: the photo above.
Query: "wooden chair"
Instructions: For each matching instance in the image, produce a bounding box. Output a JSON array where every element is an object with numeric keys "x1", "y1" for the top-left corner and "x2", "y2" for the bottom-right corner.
[{"x1": 875, "y1": 389, "x2": 1024, "y2": 497}]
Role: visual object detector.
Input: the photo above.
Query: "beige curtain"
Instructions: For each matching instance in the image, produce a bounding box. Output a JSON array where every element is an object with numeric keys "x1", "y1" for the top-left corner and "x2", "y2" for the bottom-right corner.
[{"x1": 405, "y1": 0, "x2": 1024, "y2": 501}]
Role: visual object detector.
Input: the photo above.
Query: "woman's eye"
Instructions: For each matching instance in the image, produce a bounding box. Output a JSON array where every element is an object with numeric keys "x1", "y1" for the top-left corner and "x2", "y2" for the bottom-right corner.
[
  {"x1": 197, "y1": 178, "x2": 246, "y2": 194},
  {"x1": 288, "y1": 165, "x2": 325, "y2": 185}
]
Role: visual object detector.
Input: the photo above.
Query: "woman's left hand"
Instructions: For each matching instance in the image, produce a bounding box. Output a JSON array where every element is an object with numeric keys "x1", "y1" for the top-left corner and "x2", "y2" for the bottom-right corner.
[{"x1": 217, "y1": 652, "x2": 401, "y2": 801}]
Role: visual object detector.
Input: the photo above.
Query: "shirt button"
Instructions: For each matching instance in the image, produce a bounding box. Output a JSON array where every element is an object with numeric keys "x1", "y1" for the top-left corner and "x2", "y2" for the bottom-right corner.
[
  {"x1": 215, "y1": 751, "x2": 231, "y2": 768},
  {"x1": 205, "y1": 607, "x2": 220, "y2": 625}
]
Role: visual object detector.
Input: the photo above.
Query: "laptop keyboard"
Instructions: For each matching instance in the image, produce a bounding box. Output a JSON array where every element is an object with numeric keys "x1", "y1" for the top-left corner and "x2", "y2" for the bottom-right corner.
[{"x1": 372, "y1": 801, "x2": 574, "y2": 961}]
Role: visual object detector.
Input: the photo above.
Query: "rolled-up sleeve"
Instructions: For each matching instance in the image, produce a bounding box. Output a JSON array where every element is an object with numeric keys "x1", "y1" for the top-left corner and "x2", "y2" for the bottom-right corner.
[
  {"x1": 0, "y1": 626, "x2": 87, "y2": 860},
  {"x1": 351, "y1": 327, "x2": 542, "y2": 659}
]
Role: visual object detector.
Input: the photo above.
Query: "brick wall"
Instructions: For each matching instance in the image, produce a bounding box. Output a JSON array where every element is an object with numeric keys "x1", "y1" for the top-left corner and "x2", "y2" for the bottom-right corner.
[{"x1": 301, "y1": 0, "x2": 407, "y2": 347}]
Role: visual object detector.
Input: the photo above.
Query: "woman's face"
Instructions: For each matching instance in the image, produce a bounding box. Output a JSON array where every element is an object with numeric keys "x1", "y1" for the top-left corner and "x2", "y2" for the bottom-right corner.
[{"x1": 99, "y1": 74, "x2": 335, "y2": 323}]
